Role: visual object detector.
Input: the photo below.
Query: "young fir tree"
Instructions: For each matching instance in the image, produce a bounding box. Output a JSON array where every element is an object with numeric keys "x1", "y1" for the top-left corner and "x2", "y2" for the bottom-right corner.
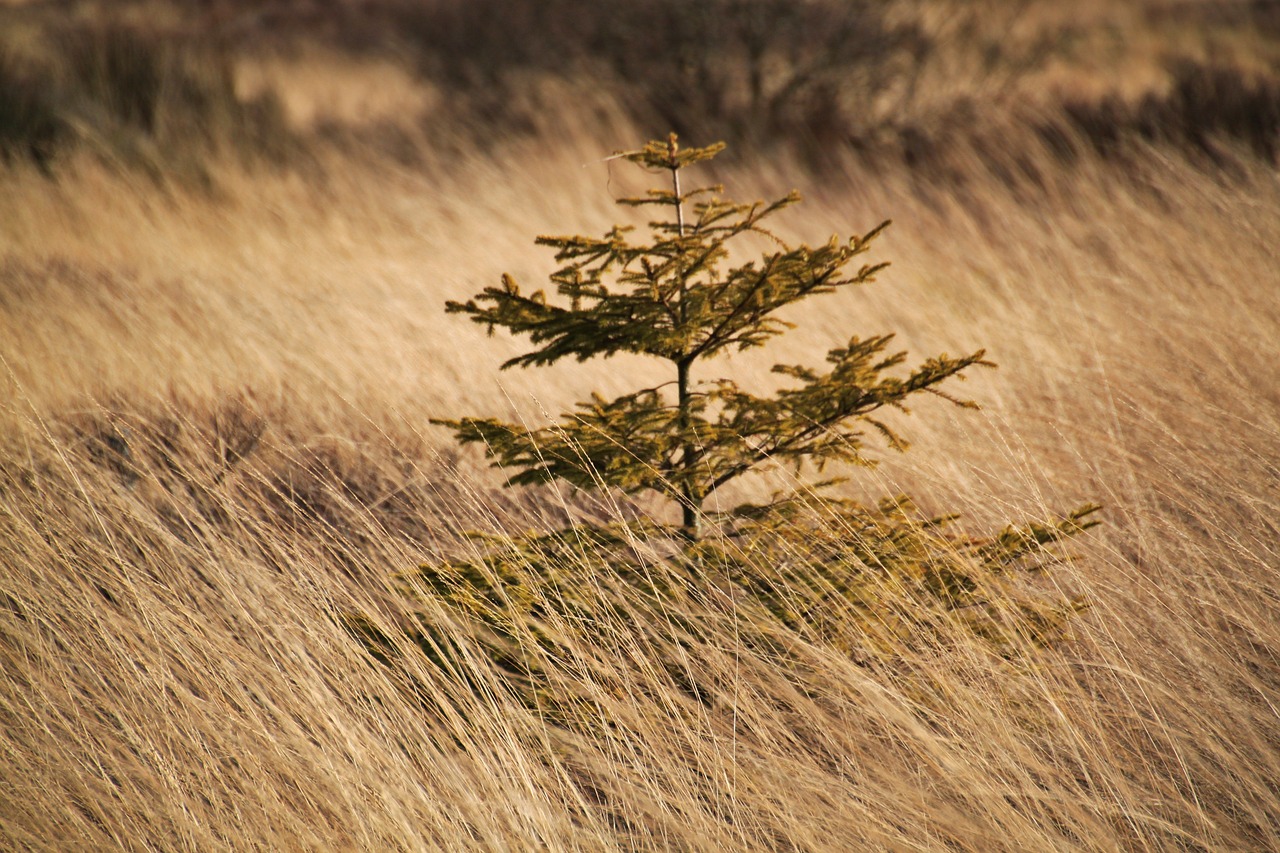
[
  {"x1": 347, "y1": 137, "x2": 1099, "y2": 706},
  {"x1": 434, "y1": 135, "x2": 992, "y2": 540}
]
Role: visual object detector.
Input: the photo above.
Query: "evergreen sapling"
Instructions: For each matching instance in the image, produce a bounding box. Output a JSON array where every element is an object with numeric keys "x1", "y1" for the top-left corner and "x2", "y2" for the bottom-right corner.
[
  {"x1": 355, "y1": 137, "x2": 1100, "y2": 700},
  {"x1": 434, "y1": 135, "x2": 995, "y2": 540}
]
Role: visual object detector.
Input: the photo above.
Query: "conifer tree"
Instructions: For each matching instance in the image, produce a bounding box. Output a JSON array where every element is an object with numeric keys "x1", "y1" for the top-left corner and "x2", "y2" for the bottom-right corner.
[
  {"x1": 434, "y1": 135, "x2": 991, "y2": 540},
  {"x1": 349, "y1": 137, "x2": 1101, "y2": 701}
]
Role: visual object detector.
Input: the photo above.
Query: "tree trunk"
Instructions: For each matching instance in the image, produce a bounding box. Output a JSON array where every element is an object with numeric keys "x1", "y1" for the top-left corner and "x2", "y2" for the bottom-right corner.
[
  {"x1": 676, "y1": 357, "x2": 700, "y2": 540},
  {"x1": 668, "y1": 139, "x2": 700, "y2": 540}
]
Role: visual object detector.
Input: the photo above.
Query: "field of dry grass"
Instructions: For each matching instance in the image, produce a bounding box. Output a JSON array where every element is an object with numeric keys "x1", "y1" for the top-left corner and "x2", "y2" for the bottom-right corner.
[{"x1": 2, "y1": 1, "x2": 1279, "y2": 850}]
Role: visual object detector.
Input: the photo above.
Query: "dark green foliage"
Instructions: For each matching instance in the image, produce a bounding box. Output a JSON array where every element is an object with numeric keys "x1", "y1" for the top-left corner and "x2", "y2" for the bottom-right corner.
[
  {"x1": 716, "y1": 497, "x2": 1101, "y2": 654},
  {"x1": 436, "y1": 136, "x2": 989, "y2": 537},
  {"x1": 351, "y1": 498, "x2": 1099, "y2": 727}
]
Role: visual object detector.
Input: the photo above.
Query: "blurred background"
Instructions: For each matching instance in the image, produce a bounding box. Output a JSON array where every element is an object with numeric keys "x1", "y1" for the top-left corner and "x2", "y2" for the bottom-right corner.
[{"x1": 3, "y1": 0, "x2": 1279, "y2": 176}]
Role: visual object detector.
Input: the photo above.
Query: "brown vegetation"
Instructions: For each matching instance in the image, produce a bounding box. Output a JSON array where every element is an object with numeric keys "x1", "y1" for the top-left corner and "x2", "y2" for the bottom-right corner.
[{"x1": 1, "y1": 1, "x2": 1278, "y2": 849}]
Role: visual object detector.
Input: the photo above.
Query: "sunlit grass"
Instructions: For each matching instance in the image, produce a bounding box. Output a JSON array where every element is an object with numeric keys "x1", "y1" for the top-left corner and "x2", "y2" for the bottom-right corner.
[{"x1": 2, "y1": 2, "x2": 1279, "y2": 849}]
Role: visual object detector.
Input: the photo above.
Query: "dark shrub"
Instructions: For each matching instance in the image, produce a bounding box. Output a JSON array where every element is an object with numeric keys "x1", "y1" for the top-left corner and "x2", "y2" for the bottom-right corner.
[
  {"x1": 0, "y1": 21, "x2": 291, "y2": 175},
  {"x1": 395, "y1": 0, "x2": 926, "y2": 146},
  {"x1": 0, "y1": 47, "x2": 63, "y2": 170},
  {"x1": 1056, "y1": 62, "x2": 1280, "y2": 166}
]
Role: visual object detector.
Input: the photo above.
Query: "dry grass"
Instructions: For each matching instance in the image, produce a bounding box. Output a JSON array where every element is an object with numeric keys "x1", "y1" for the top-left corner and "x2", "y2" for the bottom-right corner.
[{"x1": 2, "y1": 2, "x2": 1279, "y2": 850}]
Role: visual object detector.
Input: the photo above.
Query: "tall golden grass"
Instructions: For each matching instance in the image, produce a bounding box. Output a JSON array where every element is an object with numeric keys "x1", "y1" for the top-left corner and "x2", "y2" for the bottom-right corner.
[{"x1": 2, "y1": 3, "x2": 1279, "y2": 850}]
